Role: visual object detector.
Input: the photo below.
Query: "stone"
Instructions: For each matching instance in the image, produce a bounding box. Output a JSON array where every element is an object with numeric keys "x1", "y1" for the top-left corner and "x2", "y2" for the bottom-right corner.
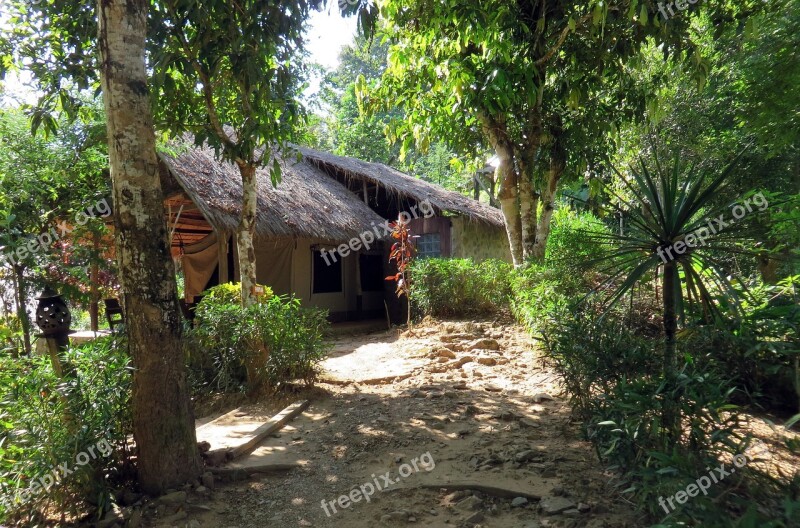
[
  {"x1": 484, "y1": 384, "x2": 503, "y2": 392},
  {"x1": 519, "y1": 418, "x2": 540, "y2": 428},
  {"x1": 540, "y1": 496, "x2": 576, "y2": 515},
  {"x1": 456, "y1": 495, "x2": 483, "y2": 511},
  {"x1": 187, "y1": 521, "x2": 201, "y2": 528},
  {"x1": 477, "y1": 357, "x2": 497, "y2": 366},
  {"x1": 127, "y1": 508, "x2": 142, "y2": 528},
  {"x1": 201, "y1": 472, "x2": 215, "y2": 490},
  {"x1": 515, "y1": 450, "x2": 538, "y2": 462},
  {"x1": 577, "y1": 502, "x2": 591, "y2": 512},
  {"x1": 156, "y1": 490, "x2": 186, "y2": 505},
  {"x1": 453, "y1": 382, "x2": 469, "y2": 390},
  {"x1": 465, "y1": 511, "x2": 485, "y2": 524},
  {"x1": 445, "y1": 490, "x2": 471, "y2": 503},
  {"x1": 437, "y1": 348, "x2": 457, "y2": 359},
  {"x1": 511, "y1": 497, "x2": 529, "y2": 508},
  {"x1": 532, "y1": 393, "x2": 554, "y2": 403},
  {"x1": 468, "y1": 338, "x2": 500, "y2": 351},
  {"x1": 381, "y1": 510, "x2": 410, "y2": 522}
]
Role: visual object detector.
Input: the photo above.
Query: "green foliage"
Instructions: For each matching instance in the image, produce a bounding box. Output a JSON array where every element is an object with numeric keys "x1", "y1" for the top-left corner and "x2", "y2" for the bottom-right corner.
[
  {"x1": 409, "y1": 258, "x2": 512, "y2": 318},
  {"x1": 542, "y1": 310, "x2": 799, "y2": 526},
  {"x1": 188, "y1": 285, "x2": 328, "y2": 393},
  {"x1": 0, "y1": 335, "x2": 132, "y2": 524}
]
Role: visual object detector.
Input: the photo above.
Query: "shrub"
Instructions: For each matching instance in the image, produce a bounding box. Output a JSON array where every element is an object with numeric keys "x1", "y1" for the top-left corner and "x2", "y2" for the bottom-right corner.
[
  {"x1": 187, "y1": 284, "x2": 329, "y2": 393},
  {"x1": 0, "y1": 335, "x2": 132, "y2": 525},
  {"x1": 409, "y1": 258, "x2": 512, "y2": 318}
]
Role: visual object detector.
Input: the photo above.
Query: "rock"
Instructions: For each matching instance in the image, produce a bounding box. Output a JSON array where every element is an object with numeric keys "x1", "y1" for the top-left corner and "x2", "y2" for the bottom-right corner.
[
  {"x1": 484, "y1": 384, "x2": 503, "y2": 392},
  {"x1": 456, "y1": 495, "x2": 483, "y2": 511},
  {"x1": 196, "y1": 441, "x2": 211, "y2": 453},
  {"x1": 532, "y1": 393, "x2": 554, "y2": 403},
  {"x1": 121, "y1": 490, "x2": 142, "y2": 506},
  {"x1": 445, "y1": 490, "x2": 471, "y2": 503},
  {"x1": 577, "y1": 502, "x2": 591, "y2": 513},
  {"x1": 468, "y1": 338, "x2": 500, "y2": 351},
  {"x1": 455, "y1": 356, "x2": 474, "y2": 368},
  {"x1": 187, "y1": 521, "x2": 201, "y2": 528},
  {"x1": 201, "y1": 472, "x2": 215, "y2": 490},
  {"x1": 511, "y1": 497, "x2": 529, "y2": 508},
  {"x1": 127, "y1": 508, "x2": 142, "y2": 528},
  {"x1": 156, "y1": 490, "x2": 186, "y2": 506},
  {"x1": 465, "y1": 511, "x2": 485, "y2": 524},
  {"x1": 437, "y1": 348, "x2": 457, "y2": 359},
  {"x1": 519, "y1": 418, "x2": 540, "y2": 428},
  {"x1": 477, "y1": 357, "x2": 497, "y2": 366},
  {"x1": 540, "y1": 496, "x2": 576, "y2": 515},
  {"x1": 515, "y1": 450, "x2": 538, "y2": 463},
  {"x1": 453, "y1": 382, "x2": 469, "y2": 390},
  {"x1": 563, "y1": 508, "x2": 581, "y2": 516},
  {"x1": 381, "y1": 510, "x2": 410, "y2": 522}
]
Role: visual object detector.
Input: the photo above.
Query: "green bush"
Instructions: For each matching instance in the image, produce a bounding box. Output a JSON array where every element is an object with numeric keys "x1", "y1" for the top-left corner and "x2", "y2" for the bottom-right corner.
[
  {"x1": 0, "y1": 335, "x2": 132, "y2": 525},
  {"x1": 409, "y1": 258, "x2": 512, "y2": 318},
  {"x1": 542, "y1": 310, "x2": 800, "y2": 526},
  {"x1": 187, "y1": 284, "x2": 329, "y2": 393}
]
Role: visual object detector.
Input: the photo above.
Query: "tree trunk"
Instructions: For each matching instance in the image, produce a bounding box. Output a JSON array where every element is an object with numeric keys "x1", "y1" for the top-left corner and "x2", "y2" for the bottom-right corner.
[
  {"x1": 661, "y1": 261, "x2": 679, "y2": 440},
  {"x1": 479, "y1": 112, "x2": 523, "y2": 266},
  {"x1": 96, "y1": 0, "x2": 200, "y2": 494},
  {"x1": 90, "y1": 232, "x2": 100, "y2": 331},
  {"x1": 236, "y1": 162, "x2": 258, "y2": 308},
  {"x1": 13, "y1": 265, "x2": 31, "y2": 355},
  {"x1": 531, "y1": 145, "x2": 566, "y2": 261},
  {"x1": 518, "y1": 173, "x2": 538, "y2": 261}
]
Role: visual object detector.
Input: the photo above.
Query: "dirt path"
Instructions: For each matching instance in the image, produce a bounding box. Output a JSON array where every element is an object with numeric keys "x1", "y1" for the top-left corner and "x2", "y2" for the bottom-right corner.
[{"x1": 141, "y1": 318, "x2": 640, "y2": 528}]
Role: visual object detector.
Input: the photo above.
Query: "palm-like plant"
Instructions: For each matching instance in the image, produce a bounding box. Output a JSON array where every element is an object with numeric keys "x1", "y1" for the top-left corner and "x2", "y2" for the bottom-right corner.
[{"x1": 587, "y1": 149, "x2": 765, "y2": 435}]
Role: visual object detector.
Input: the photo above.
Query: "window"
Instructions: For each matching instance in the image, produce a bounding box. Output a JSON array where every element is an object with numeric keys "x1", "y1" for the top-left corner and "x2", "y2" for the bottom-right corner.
[
  {"x1": 416, "y1": 233, "x2": 441, "y2": 259},
  {"x1": 312, "y1": 249, "x2": 342, "y2": 294}
]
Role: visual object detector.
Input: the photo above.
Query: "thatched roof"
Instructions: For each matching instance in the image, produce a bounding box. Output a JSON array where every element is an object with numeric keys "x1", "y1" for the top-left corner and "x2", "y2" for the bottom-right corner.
[
  {"x1": 158, "y1": 143, "x2": 505, "y2": 245},
  {"x1": 159, "y1": 146, "x2": 386, "y2": 243},
  {"x1": 296, "y1": 146, "x2": 505, "y2": 227}
]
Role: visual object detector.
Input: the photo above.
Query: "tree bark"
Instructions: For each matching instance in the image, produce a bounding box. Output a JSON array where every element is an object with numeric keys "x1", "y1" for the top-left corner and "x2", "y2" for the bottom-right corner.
[
  {"x1": 518, "y1": 172, "x2": 537, "y2": 261},
  {"x1": 236, "y1": 162, "x2": 258, "y2": 308},
  {"x1": 97, "y1": 0, "x2": 200, "y2": 494},
  {"x1": 13, "y1": 264, "x2": 31, "y2": 355},
  {"x1": 531, "y1": 143, "x2": 566, "y2": 261},
  {"x1": 90, "y1": 232, "x2": 100, "y2": 331},
  {"x1": 479, "y1": 112, "x2": 523, "y2": 266},
  {"x1": 661, "y1": 261, "x2": 679, "y2": 440}
]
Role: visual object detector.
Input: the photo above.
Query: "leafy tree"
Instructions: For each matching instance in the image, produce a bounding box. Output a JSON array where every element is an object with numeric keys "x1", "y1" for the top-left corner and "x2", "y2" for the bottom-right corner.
[
  {"x1": 374, "y1": 0, "x2": 761, "y2": 265},
  {"x1": 149, "y1": 0, "x2": 323, "y2": 308}
]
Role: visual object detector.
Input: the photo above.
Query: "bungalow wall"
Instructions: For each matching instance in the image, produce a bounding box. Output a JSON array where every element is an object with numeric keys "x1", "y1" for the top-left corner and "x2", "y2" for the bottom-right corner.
[{"x1": 182, "y1": 233, "x2": 386, "y2": 322}]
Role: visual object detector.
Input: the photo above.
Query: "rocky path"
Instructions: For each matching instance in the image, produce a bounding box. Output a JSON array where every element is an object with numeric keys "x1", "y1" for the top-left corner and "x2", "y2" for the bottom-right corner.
[{"x1": 126, "y1": 318, "x2": 640, "y2": 528}]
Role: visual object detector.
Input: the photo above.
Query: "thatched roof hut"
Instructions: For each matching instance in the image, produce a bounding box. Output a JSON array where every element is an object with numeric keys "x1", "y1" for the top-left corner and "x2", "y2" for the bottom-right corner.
[
  {"x1": 159, "y1": 146, "x2": 386, "y2": 246},
  {"x1": 158, "y1": 144, "x2": 504, "y2": 249},
  {"x1": 296, "y1": 146, "x2": 505, "y2": 227}
]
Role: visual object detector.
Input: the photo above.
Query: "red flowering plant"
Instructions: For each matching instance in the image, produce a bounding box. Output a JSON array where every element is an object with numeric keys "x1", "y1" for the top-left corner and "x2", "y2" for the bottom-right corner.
[{"x1": 385, "y1": 216, "x2": 417, "y2": 328}]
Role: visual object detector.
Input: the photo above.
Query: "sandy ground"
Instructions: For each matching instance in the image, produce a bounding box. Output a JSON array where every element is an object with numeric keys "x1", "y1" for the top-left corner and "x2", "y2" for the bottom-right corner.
[{"x1": 128, "y1": 317, "x2": 798, "y2": 528}]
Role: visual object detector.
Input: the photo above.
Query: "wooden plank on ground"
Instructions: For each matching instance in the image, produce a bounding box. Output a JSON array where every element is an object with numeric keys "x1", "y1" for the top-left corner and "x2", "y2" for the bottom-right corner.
[{"x1": 202, "y1": 400, "x2": 310, "y2": 463}]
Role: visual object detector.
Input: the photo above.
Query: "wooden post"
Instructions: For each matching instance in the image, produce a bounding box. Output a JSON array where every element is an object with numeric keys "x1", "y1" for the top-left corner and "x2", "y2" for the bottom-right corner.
[{"x1": 218, "y1": 234, "x2": 230, "y2": 284}]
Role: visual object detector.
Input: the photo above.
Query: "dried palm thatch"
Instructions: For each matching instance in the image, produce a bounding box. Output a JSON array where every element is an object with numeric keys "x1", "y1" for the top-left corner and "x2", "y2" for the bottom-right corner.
[
  {"x1": 159, "y1": 146, "x2": 386, "y2": 243},
  {"x1": 296, "y1": 146, "x2": 504, "y2": 227}
]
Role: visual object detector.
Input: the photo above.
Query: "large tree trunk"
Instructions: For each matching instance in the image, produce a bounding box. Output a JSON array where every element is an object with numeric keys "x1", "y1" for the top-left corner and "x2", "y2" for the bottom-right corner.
[
  {"x1": 236, "y1": 162, "x2": 258, "y2": 308},
  {"x1": 479, "y1": 112, "x2": 523, "y2": 266},
  {"x1": 97, "y1": 0, "x2": 200, "y2": 494},
  {"x1": 531, "y1": 144, "x2": 566, "y2": 261}
]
